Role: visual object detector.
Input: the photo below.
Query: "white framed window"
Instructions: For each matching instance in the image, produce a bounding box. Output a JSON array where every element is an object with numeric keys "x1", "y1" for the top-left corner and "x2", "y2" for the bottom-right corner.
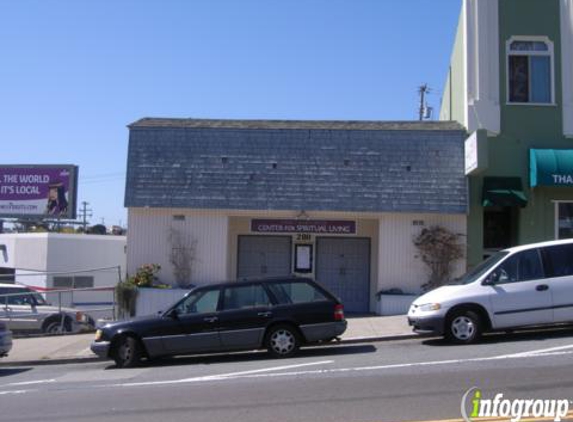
[
  {"x1": 555, "y1": 201, "x2": 573, "y2": 239},
  {"x1": 506, "y1": 36, "x2": 555, "y2": 105}
]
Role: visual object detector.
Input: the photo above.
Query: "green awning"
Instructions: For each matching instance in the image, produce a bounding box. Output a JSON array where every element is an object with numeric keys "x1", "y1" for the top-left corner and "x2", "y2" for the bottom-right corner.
[
  {"x1": 530, "y1": 149, "x2": 573, "y2": 187},
  {"x1": 482, "y1": 177, "x2": 527, "y2": 207}
]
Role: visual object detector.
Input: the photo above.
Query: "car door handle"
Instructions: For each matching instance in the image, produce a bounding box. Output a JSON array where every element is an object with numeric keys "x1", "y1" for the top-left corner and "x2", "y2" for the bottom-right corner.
[
  {"x1": 203, "y1": 316, "x2": 218, "y2": 323},
  {"x1": 257, "y1": 311, "x2": 272, "y2": 318},
  {"x1": 536, "y1": 284, "x2": 549, "y2": 292}
]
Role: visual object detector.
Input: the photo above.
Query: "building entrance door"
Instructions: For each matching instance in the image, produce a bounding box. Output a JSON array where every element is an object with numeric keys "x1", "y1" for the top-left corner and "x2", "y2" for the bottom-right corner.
[
  {"x1": 237, "y1": 236, "x2": 292, "y2": 279},
  {"x1": 483, "y1": 207, "x2": 518, "y2": 258},
  {"x1": 315, "y1": 237, "x2": 370, "y2": 314}
]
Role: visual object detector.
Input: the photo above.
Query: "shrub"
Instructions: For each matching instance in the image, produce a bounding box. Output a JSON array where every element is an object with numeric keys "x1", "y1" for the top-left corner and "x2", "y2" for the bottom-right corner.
[{"x1": 115, "y1": 264, "x2": 162, "y2": 318}]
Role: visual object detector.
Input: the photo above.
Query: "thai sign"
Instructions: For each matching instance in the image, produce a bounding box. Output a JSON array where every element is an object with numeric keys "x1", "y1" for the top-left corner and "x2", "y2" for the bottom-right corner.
[
  {"x1": 251, "y1": 219, "x2": 356, "y2": 234},
  {"x1": 0, "y1": 165, "x2": 78, "y2": 219},
  {"x1": 530, "y1": 149, "x2": 573, "y2": 187}
]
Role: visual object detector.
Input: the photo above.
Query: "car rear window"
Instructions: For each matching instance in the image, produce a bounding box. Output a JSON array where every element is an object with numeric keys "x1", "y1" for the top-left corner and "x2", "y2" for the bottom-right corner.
[{"x1": 267, "y1": 281, "x2": 328, "y2": 305}]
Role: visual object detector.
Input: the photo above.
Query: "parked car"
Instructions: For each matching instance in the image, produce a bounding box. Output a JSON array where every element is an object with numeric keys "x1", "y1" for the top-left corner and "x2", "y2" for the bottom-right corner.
[
  {"x1": 408, "y1": 238, "x2": 573, "y2": 344},
  {"x1": 91, "y1": 277, "x2": 347, "y2": 368},
  {"x1": 0, "y1": 283, "x2": 94, "y2": 334},
  {"x1": 0, "y1": 321, "x2": 12, "y2": 358}
]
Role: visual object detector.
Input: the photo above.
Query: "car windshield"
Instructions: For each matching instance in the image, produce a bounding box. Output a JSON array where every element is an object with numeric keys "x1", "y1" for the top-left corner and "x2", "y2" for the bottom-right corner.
[
  {"x1": 0, "y1": 287, "x2": 47, "y2": 306},
  {"x1": 450, "y1": 251, "x2": 509, "y2": 285}
]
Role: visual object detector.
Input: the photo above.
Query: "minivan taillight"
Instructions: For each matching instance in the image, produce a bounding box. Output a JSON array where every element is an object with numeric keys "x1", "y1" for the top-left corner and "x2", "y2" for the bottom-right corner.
[{"x1": 334, "y1": 304, "x2": 345, "y2": 321}]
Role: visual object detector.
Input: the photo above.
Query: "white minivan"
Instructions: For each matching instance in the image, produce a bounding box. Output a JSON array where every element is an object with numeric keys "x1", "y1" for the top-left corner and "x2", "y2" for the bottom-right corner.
[{"x1": 408, "y1": 238, "x2": 573, "y2": 344}]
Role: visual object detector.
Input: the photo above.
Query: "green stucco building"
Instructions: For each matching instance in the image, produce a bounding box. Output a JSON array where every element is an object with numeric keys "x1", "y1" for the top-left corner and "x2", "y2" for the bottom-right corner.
[{"x1": 441, "y1": 0, "x2": 573, "y2": 267}]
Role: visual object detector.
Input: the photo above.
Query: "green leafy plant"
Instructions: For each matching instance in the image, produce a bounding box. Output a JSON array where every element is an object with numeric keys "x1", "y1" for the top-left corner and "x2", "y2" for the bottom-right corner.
[
  {"x1": 130, "y1": 263, "x2": 161, "y2": 288},
  {"x1": 414, "y1": 225, "x2": 464, "y2": 292},
  {"x1": 115, "y1": 264, "x2": 162, "y2": 318},
  {"x1": 115, "y1": 280, "x2": 138, "y2": 318}
]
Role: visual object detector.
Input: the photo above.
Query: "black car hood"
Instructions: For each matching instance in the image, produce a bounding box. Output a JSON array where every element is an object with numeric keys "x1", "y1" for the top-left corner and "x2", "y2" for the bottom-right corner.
[{"x1": 100, "y1": 313, "x2": 165, "y2": 331}]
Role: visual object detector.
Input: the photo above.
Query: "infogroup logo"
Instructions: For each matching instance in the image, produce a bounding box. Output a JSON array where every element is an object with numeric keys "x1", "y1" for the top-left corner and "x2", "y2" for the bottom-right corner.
[{"x1": 461, "y1": 387, "x2": 570, "y2": 422}]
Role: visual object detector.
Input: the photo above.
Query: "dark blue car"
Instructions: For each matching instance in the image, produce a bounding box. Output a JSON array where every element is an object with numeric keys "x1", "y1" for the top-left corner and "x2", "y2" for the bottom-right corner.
[{"x1": 92, "y1": 277, "x2": 347, "y2": 368}]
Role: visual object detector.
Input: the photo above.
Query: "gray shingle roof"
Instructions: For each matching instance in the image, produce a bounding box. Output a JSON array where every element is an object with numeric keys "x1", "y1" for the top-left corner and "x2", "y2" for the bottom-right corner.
[
  {"x1": 125, "y1": 118, "x2": 468, "y2": 214},
  {"x1": 129, "y1": 117, "x2": 464, "y2": 132}
]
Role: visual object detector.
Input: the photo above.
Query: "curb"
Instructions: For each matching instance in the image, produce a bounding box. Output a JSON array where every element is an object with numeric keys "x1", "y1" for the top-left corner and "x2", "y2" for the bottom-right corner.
[
  {"x1": 0, "y1": 333, "x2": 421, "y2": 368},
  {"x1": 337, "y1": 333, "x2": 421, "y2": 344}
]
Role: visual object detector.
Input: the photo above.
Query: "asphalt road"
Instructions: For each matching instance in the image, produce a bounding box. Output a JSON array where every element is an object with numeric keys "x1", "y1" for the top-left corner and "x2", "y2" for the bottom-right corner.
[{"x1": 1, "y1": 328, "x2": 573, "y2": 422}]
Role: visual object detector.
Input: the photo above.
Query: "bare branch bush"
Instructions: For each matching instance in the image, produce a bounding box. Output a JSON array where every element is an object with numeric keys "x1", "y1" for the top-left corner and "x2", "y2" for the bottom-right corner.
[
  {"x1": 168, "y1": 227, "x2": 197, "y2": 288},
  {"x1": 414, "y1": 225, "x2": 464, "y2": 292}
]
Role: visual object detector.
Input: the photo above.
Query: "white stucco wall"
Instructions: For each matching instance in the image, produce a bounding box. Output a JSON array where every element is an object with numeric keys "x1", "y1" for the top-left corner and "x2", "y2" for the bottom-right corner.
[
  {"x1": 377, "y1": 213, "x2": 467, "y2": 295},
  {"x1": 127, "y1": 208, "x2": 229, "y2": 286}
]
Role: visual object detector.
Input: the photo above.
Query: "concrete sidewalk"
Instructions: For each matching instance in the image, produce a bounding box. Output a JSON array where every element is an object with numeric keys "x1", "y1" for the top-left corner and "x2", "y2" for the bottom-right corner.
[{"x1": 0, "y1": 315, "x2": 417, "y2": 367}]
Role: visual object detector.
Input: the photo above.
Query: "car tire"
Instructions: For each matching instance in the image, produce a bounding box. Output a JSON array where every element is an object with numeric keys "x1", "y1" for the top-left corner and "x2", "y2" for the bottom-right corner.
[
  {"x1": 266, "y1": 325, "x2": 300, "y2": 358},
  {"x1": 43, "y1": 317, "x2": 72, "y2": 335},
  {"x1": 446, "y1": 310, "x2": 482, "y2": 344},
  {"x1": 113, "y1": 335, "x2": 142, "y2": 368}
]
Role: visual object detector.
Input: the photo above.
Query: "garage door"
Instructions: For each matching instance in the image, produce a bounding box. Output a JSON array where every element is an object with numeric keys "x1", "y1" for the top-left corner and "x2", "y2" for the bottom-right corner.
[
  {"x1": 237, "y1": 236, "x2": 292, "y2": 279},
  {"x1": 316, "y1": 238, "x2": 370, "y2": 314}
]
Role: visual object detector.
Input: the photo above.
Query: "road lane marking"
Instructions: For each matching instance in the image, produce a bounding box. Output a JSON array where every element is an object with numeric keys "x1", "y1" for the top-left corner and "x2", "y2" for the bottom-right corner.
[
  {"x1": 0, "y1": 390, "x2": 32, "y2": 396},
  {"x1": 108, "y1": 349, "x2": 573, "y2": 388},
  {"x1": 116, "y1": 360, "x2": 335, "y2": 387},
  {"x1": 497, "y1": 343, "x2": 573, "y2": 358},
  {"x1": 7, "y1": 379, "x2": 56, "y2": 386}
]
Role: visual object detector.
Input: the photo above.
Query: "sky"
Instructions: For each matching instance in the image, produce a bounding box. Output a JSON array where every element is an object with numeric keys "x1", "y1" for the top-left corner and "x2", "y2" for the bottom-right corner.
[{"x1": 0, "y1": 1, "x2": 461, "y2": 228}]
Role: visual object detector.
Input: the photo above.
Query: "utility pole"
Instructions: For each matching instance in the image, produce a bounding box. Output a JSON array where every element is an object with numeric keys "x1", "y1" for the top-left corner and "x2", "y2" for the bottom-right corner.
[
  {"x1": 78, "y1": 201, "x2": 93, "y2": 233},
  {"x1": 418, "y1": 84, "x2": 431, "y2": 121}
]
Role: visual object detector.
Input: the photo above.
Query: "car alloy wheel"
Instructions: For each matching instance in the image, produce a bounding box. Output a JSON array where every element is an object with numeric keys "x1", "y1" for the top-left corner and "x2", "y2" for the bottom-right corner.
[
  {"x1": 267, "y1": 325, "x2": 299, "y2": 358},
  {"x1": 447, "y1": 310, "x2": 482, "y2": 344},
  {"x1": 114, "y1": 336, "x2": 141, "y2": 368},
  {"x1": 43, "y1": 318, "x2": 71, "y2": 335}
]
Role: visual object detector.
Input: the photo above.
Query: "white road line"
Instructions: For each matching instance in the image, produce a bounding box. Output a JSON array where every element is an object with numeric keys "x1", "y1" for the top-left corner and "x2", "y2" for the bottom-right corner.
[
  {"x1": 117, "y1": 360, "x2": 335, "y2": 387},
  {"x1": 0, "y1": 390, "x2": 31, "y2": 396},
  {"x1": 7, "y1": 379, "x2": 56, "y2": 387},
  {"x1": 498, "y1": 343, "x2": 573, "y2": 358},
  {"x1": 111, "y1": 349, "x2": 573, "y2": 388}
]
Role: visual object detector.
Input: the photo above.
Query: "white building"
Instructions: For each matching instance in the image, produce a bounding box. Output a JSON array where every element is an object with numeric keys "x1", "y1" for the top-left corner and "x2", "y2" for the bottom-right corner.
[
  {"x1": 125, "y1": 118, "x2": 468, "y2": 314},
  {"x1": 0, "y1": 233, "x2": 126, "y2": 317}
]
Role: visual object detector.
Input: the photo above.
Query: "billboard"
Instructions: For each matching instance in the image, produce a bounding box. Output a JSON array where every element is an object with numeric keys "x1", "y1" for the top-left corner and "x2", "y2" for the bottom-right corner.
[{"x1": 0, "y1": 165, "x2": 78, "y2": 219}]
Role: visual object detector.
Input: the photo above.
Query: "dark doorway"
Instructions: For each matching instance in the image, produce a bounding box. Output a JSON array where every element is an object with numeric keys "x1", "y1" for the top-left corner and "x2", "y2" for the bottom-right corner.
[{"x1": 483, "y1": 207, "x2": 518, "y2": 257}]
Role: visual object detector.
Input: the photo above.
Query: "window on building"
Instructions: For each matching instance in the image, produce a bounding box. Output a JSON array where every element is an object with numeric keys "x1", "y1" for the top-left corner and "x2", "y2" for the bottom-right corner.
[
  {"x1": 507, "y1": 38, "x2": 553, "y2": 104},
  {"x1": 556, "y1": 202, "x2": 573, "y2": 239},
  {"x1": 53, "y1": 276, "x2": 94, "y2": 289}
]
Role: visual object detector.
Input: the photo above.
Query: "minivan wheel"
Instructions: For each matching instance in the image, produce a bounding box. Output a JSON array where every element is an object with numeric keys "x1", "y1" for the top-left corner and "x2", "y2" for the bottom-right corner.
[
  {"x1": 266, "y1": 325, "x2": 300, "y2": 358},
  {"x1": 113, "y1": 336, "x2": 142, "y2": 368},
  {"x1": 446, "y1": 310, "x2": 482, "y2": 344}
]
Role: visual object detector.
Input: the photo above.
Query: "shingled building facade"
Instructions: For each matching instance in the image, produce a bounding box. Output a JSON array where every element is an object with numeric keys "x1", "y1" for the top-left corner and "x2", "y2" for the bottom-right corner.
[{"x1": 125, "y1": 118, "x2": 468, "y2": 314}]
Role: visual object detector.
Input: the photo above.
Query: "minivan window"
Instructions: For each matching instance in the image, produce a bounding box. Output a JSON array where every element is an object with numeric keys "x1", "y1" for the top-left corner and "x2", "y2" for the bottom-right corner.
[
  {"x1": 222, "y1": 284, "x2": 272, "y2": 311},
  {"x1": 542, "y1": 244, "x2": 573, "y2": 277},
  {"x1": 268, "y1": 281, "x2": 327, "y2": 304},
  {"x1": 456, "y1": 251, "x2": 509, "y2": 285},
  {"x1": 487, "y1": 249, "x2": 544, "y2": 284}
]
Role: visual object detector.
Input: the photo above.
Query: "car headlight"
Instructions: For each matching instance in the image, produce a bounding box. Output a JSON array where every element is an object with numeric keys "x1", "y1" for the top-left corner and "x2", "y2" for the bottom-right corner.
[
  {"x1": 94, "y1": 329, "x2": 103, "y2": 341},
  {"x1": 419, "y1": 303, "x2": 441, "y2": 312}
]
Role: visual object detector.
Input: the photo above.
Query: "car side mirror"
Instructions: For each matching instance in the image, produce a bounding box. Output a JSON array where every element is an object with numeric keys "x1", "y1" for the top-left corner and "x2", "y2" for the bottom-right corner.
[
  {"x1": 483, "y1": 271, "x2": 499, "y2": 286},
  {"x1": 165, "y1": 308, "x2": 179, "y2": 320}
]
